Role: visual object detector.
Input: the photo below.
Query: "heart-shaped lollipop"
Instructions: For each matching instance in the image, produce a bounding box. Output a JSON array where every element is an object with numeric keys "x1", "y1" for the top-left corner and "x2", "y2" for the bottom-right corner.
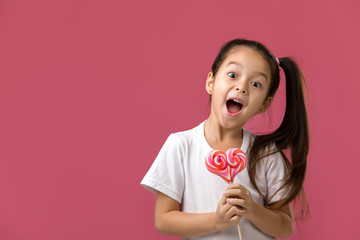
[{"x1": 205, "y1": 148, "x2": 247, "y2": 183}]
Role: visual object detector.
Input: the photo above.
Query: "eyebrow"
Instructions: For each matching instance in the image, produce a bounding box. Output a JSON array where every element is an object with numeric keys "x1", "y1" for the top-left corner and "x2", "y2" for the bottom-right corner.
[
  {"x1": 226, "y1": 61, "x2": 269, "y2": 81},
  {"x1": 227, "y1": 61, "x2": 242, "y2": 67}
]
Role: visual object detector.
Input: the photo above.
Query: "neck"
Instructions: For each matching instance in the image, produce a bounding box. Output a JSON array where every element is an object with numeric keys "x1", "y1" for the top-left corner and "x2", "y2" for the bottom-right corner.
[{"x1": 204, "y1": 113, "x2": 243, "y2": 147}]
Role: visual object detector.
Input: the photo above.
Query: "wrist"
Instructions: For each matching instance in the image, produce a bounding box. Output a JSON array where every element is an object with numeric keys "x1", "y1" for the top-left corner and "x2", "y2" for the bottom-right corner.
[
  {"x1": 246, "y1": 202, "x2": 262, "y2": 222},
  {"x1": 212, "y1": 211, "x2": 230, "y2": 232},
  {"x1": 212, "y1": 212, "x2": 221, "y2": 232}
]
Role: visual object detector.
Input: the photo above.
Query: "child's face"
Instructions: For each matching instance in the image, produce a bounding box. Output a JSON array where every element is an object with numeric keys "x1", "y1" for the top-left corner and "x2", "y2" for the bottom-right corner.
[{"x1": 206, "y1": 46, "x2": 273, "y2": 129}]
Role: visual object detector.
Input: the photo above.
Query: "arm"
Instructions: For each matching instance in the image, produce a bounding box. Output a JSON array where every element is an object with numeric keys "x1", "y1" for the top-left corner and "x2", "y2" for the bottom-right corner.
[
  {"x1": 224, "y1": 183, "x2": 293, "y2": 239},
  {"x1": 155, "y1": 191, "x2": 241, "y2": 238}
]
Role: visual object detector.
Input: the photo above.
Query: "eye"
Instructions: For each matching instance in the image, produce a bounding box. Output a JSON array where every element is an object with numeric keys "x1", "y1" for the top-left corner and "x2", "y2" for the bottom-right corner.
[
  {"x1": 228, "y1": 72, "x2": 238, "y2": 78},
  {"x1": 251, "y1": 82, "x2": 262, "y2": 88}
]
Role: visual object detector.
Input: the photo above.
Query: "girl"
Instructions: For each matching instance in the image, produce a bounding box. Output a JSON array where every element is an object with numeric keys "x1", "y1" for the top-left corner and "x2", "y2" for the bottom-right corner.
[{"x1": 141, "y1": 39, "x2": 309, "y2": 240}]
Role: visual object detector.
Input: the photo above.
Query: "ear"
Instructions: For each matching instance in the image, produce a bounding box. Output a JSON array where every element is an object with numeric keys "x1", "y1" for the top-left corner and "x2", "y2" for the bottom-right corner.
[
  {"x1": 206, "y1": 72, "x2": 214, "y2": 95},
  {"x1": 258, "y1": 96, "x2": 273, "y2": 114}
]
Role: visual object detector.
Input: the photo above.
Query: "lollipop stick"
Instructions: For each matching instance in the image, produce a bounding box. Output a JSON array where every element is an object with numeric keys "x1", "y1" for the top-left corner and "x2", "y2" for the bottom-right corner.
[
  {"x1": 237, "y1": 223, "x2": 242, "y2": 240},
  {"x1": 231, "y1": 180, "x2": 242, "y2": 240}
]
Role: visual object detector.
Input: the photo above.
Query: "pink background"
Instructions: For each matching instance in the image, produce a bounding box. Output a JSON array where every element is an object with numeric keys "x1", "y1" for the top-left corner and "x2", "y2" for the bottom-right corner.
[{"x1": 0, "y1": 0, "x2": 359, "y2": 239}]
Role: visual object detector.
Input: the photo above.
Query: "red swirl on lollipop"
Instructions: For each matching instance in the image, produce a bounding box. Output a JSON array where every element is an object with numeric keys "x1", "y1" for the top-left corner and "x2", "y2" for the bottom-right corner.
[
  {"x1": 226, "y1": 148, "x2": 247, "y2": 183},
  {"x1": 205, "y1": 148, "x2": 247, "y2": 183},
  {"x1": 205, "y1": 150, "x2": 230, "y2": 183}
]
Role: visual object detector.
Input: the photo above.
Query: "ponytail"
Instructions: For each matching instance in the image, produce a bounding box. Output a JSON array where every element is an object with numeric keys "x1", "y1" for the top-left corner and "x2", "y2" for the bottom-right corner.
[{"x1": 248, "y1": 57, "x2": 310, "y2": 216}]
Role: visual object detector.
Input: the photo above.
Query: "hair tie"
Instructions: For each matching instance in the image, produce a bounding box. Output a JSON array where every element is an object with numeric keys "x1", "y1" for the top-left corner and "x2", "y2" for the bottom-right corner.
[{"x1": 275, "y1": 57, "x2": 285, "y2": 82}]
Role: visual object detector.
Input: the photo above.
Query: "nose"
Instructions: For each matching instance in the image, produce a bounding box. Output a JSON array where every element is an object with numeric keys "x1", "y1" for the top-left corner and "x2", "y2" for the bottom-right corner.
[
  {"x1": 235, "y1": 87, "x2": 246, "y2": 93},
  {"x1": 235, "y1": 83, "x2": 247, "y2": 94}
]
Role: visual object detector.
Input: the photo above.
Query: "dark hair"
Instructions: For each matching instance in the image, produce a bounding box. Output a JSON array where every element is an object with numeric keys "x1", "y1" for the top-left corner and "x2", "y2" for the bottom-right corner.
[{"x1": 211, "y1": 39, "x2": 310, "y2": 217}]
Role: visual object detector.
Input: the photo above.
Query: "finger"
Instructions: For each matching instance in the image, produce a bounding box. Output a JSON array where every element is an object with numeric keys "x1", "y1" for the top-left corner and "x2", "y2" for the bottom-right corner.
[
  {"x1": 229, "y1": 213, "x2": 242, "y2": 223},
  {"x1": 224, "y1": 205, "x2": 238, "y2": 220},
  {"x1": 224, "y1": 188, "x2": 248, "y2": 199},
  {"x1": 226, "y1": 198, "x2": 246, "y2": 209},
  {"x1": 225, "y1": 206, "x2": 244, "y2": 219},
  {"x1": 221, "y1": 202, "x2": 236, "y2": 215},
  {"x1": 226, "y1": 183, "x2": 249, "y2": 194},
  {"x1": 218, "y1": 196, "x2": 235, "y2": 216},
  {"x1": 219, "y1": 193, "x2": 228, "y2": 205},
  {"x1": 226, "y1": 183, "x2": 245, "y2": 190}
]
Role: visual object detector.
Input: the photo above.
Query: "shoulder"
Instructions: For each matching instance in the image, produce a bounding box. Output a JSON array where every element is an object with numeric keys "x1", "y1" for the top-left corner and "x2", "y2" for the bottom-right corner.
[
  {"x1": 259, "y1": 142, "x2": 287, "y2": 177},
  {"x1": 243, "y1": 128, "x2": 256, "y2": 143},
  {"x1": 242, "y1": 128, "x2": 256, "y2": 154},
  {"x1": 168, "y1": 121, "x2": 204, "y2": 148}
]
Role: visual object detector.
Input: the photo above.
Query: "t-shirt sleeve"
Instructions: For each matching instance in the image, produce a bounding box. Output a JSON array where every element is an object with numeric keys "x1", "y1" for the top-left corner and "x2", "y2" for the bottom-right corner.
[
  {"x1": 140, "y1": 134, "x2": 185, "y2": 203},
  {"x1": 265, "y1": 149, "x2": 289, "y2": 205}
]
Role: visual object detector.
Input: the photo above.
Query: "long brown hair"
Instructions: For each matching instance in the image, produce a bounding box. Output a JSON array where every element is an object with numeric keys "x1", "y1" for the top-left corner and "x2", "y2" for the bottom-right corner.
[{"x1": 211, "y1": 39, "x2": 310, "y2": 217}]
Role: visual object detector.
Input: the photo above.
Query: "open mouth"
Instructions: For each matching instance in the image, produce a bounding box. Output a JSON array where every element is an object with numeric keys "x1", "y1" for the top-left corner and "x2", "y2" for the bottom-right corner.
[{"x1": 226, "y1": 99, "x2": 243, "y2": 114}]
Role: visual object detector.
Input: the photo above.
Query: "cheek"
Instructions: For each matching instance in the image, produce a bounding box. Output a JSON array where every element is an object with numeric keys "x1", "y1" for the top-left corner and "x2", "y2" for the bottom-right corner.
[
  {"x1": 210, "y1": 92, "x2": 225, "y2": 110},
  {"x1": 214, "y1": 82, "x2": 230, "y2": 94}
]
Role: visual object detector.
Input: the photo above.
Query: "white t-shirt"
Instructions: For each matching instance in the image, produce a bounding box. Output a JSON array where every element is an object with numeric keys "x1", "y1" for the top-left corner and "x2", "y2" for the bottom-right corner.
[{"x1": 141, "y1": 121, "x2": 288, "y2": 240}]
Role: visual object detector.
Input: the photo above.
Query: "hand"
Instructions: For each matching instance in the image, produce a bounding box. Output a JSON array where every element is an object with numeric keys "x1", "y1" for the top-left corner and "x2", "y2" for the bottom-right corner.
[
  {"x1": 223, "y1": 183, "x2": 258, "y2": 219},
  {"x1": 214, "y1": 192, "x2": 242, "y2": 231}
]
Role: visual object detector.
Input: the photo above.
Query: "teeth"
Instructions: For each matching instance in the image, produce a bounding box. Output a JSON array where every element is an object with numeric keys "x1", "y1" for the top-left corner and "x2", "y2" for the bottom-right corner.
[{"x1": 232, "y1": 99, "x2": 241, "y2": 104}]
